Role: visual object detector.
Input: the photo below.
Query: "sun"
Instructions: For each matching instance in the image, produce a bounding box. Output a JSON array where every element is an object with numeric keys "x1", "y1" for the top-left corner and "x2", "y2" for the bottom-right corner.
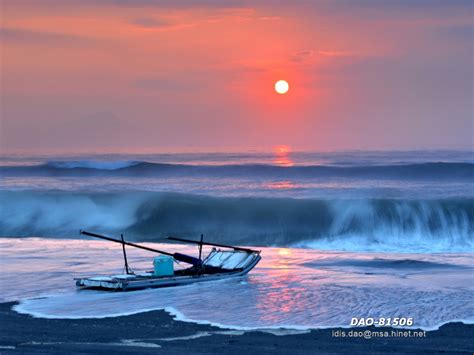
[{"x1": 275, "y1": 80, "x2": 289, "y2": 94}]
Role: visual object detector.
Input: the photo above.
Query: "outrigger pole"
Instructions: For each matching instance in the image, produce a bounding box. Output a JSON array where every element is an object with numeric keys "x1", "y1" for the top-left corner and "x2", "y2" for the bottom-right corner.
[
  {"x1": 80, "y1": 230, "x2": 201, "y2": 267},
  {"x1": 167, "y1": 236, "x2": 259, "y2": 254}
]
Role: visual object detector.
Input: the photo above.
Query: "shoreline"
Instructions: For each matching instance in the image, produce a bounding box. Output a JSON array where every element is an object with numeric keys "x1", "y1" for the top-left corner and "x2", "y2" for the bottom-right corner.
[
  {"x1": 1, "y1": 302, "x2": 473, "y2": 354},
  {"x1": 13, "y1": 301, "x2": 473, "y2": 334}
]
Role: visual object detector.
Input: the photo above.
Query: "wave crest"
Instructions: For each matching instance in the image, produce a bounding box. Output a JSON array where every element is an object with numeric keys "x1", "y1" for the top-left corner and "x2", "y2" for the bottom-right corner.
[{"x1": 0, "y1": 191, "x2": 472, "y2": 252}]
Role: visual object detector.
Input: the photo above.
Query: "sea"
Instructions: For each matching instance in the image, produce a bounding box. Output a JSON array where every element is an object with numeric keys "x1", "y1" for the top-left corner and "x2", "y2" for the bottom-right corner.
[{"x1": 0, "y1": 149, "x2": 473, "y2": 330}]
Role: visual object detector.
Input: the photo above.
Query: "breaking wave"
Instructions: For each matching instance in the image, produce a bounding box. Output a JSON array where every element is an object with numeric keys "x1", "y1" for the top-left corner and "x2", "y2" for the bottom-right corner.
[
  {"x1": 0, "y1": 161, "x2": 473, "y2": 180},
  {"x1": 0, "y1": 190, "x2": 472, "y2": 252}
]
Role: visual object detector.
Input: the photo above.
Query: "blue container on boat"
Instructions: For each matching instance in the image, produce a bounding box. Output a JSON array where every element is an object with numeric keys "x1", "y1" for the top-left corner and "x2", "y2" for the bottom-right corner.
[{"x1": 153, "y1": 255, "x2": 174, "y2": 277}]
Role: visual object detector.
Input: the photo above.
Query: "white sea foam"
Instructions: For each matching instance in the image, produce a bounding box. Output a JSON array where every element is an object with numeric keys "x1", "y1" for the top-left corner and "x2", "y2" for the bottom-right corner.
[{"x1": 3, "y1": 238, "x2": 473, "y2": 331}]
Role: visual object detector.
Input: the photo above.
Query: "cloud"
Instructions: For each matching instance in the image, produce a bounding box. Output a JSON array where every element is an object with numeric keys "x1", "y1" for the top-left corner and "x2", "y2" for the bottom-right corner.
[
  {"x1": 131, "y1": 17, "x2": 171, "y2": 28},
  {"x1": 295, "y1": 49, "x2": 313, "y2": 57},
  {"x1": 291, "y1": 49, "x2": 314, "y2": 63},
  {"x1": 129, "y1": 17, "x2": 198, "y2": 32},
  {"x1": 0, "y1": 27, "x2": 93, "y2": 45}
]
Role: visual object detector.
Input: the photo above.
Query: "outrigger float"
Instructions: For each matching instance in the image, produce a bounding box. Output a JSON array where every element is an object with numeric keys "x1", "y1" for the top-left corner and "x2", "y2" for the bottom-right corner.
[{"x1": 75, "y1": 231, "x2": 261, "y2": 291}]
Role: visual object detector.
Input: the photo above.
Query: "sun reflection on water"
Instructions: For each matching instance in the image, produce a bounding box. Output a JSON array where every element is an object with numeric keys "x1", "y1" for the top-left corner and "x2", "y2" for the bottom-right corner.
[
  {"x1": 268, "y1": 146, "x2": 297, "y2": 191},
  {"x1": 265, "y1": 181, "x2": 298, "y2": 190},
  {"x1": 273, "y1": 145, "x2": 293, "y2": 167}
]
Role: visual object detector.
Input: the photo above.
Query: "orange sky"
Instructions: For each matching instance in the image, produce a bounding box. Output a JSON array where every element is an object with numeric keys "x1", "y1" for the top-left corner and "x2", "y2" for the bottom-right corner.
[{"x1": 1, "y1": 0, "x2": 472, "y2": 152}]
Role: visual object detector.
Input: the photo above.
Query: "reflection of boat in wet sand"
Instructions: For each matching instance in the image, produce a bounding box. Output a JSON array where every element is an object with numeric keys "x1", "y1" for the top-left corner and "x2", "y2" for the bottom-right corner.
[{"x1": 75, "y1": 231, "x2": 261, "y2": 291}]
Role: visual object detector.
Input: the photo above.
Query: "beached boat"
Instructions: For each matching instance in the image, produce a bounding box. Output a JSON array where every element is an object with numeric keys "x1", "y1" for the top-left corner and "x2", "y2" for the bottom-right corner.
[{"x1": 75, "y1": 231, "x2": 261, "y2": 291}]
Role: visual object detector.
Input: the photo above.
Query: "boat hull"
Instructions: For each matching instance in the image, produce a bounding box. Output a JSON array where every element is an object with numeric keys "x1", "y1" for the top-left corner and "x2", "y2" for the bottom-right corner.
[{"x1": 75, "y1": 254, "x2": 261, "y2": 291}]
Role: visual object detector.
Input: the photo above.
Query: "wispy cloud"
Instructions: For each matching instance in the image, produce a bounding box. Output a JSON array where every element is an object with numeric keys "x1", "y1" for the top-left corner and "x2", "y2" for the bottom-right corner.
[
  {"x1": 131, "y1": 17, "x2": 171, "y2": 28},
  {"x1": 291, "y1": 49, "x2": 314, "y2": 63},
  {"x1": 0, "y1": 27, "x2": 93, "y2": 45}
]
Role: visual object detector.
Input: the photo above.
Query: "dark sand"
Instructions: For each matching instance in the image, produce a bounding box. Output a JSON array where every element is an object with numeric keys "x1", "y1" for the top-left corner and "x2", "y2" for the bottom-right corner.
[{"x1": 0, "y1": 302, "x2": 472, "y2": 354}]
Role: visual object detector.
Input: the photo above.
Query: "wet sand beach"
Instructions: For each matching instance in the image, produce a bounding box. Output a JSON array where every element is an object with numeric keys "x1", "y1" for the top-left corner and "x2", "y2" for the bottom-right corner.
[{"x1": 1, "y1": 302, "x2": 472, "y2": 354}]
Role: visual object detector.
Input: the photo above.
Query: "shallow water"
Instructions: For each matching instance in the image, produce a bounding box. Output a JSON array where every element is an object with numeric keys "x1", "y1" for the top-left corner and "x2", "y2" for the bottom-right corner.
[{"x1": 2, "y1": 238, "x2": 472, "y2": 331}]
